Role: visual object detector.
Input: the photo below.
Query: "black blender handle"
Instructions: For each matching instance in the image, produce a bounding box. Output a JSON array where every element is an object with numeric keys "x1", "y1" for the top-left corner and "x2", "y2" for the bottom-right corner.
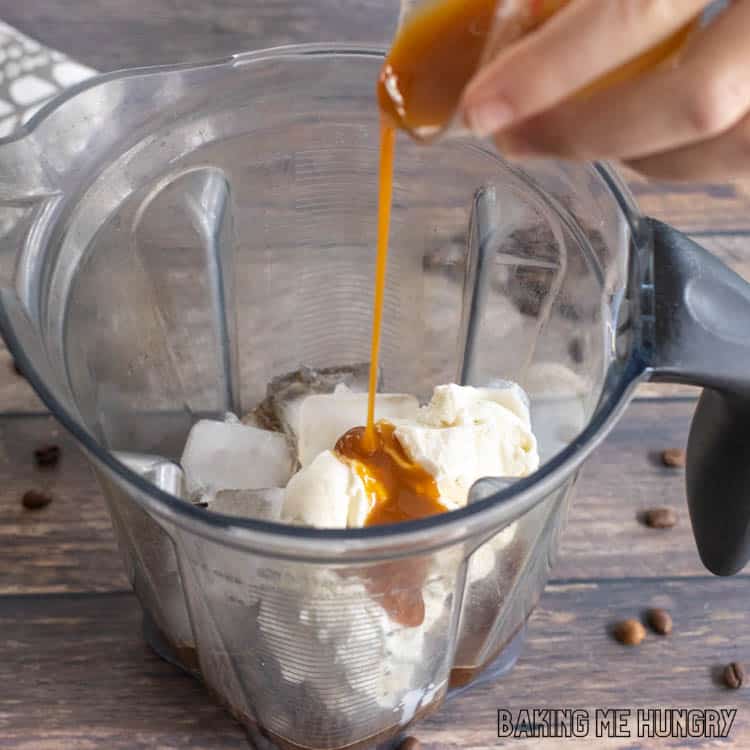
[{"x1": 649, "y1": 219, "x2": 750, "y2": 576}]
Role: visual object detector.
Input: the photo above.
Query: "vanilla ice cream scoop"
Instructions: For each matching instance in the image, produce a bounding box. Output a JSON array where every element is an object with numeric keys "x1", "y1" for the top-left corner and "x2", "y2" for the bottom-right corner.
[
  {"x1": 393, "y1": 383, "x2": 539, "y2": 509},
  {"x1": 282, "y1": 450, "x2": 370, "y2": 528},
  {"x1": 181, "y1": 418, "x2": 293, "y2": 500},
  {"x1": 280, "y1": 382, "x2": 538, "y2": 528}
]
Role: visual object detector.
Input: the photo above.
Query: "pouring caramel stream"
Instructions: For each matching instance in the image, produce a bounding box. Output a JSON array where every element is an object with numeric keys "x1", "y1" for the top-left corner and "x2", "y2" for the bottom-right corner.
[
  {"x1": 352, "y1": 0, "x2": 695, "y2": 527},
  {"x1": 362, "y1": 122, "x2": 396, "y2": 454},
  {"x1": 356, "y1": 124, "x2": 447, "y2": 526}
]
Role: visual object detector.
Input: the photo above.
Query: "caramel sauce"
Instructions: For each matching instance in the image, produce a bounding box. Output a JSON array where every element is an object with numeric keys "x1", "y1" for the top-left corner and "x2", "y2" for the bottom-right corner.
[
  {"x1": 335, "y1": 421, "x2": 446, "y2": 526},
  {"x1": 344, "y1": 556, "x2": 431, "y2": 627},
  {"x1": 335, "y1": 423, "x2": 442, "y2": 626}
]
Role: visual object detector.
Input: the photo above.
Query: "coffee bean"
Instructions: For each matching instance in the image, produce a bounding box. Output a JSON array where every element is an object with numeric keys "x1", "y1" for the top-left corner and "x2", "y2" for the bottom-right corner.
[
  {"x1": 724, "y1": 662, "x2": 745, "y2": 689},
  {"x1": 614, "y1": 618, "x2": 646, "y2": 646},
  {"x1": 643, "y1": 507, "x2": 677, "y2": 529},
  {"x1": 398, "y1": 738, "x2": 421, "y2": 750},
  {"x1": 22, "y1": 490, "x2": 53, "y2": 510},
  {"x1": 34, "y1": 444, "x2": 60, "y2": 468},
  {"x1": 661, "y1": 448, "x2": 686, "y2": 468},
  {"x1": 647, "y1": 608, "x2": 672, "y2": 635}
]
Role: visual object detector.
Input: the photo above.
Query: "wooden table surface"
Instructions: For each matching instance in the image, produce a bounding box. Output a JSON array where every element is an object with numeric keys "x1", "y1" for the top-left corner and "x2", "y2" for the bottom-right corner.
[{"x1": 1, "y1": 3, "x2": 750, "y2": 749}]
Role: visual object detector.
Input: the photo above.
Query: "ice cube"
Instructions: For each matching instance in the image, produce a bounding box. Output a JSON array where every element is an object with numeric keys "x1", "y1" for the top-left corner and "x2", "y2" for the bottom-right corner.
[
  {"x1": 181, "y1": 420, "x2": 292, "y2": 499},
  {"x1": 114, "y1": 451, "x2": 172, "y2": 475},
  {"x1": 247, "y1": 363, "x2": 372, "y2": 439},
  {"x1": 297, "y1": 392, "x2": 420, "y2": 466},
  {"x1": 207, "y1": 488, "x2": 284, "y2": 521},
  {"x1": 114, "y1": 451, "x2": 186, "y2": 500},
  {"x1": 144, "y1": 461, "x2": 186, "y2": 500}
]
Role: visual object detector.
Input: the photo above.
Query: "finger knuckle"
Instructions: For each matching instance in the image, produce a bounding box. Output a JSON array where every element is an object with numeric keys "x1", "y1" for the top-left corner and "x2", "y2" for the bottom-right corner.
[{"x1": 684, "y1": 70, "x2": 746, "y2": 138}]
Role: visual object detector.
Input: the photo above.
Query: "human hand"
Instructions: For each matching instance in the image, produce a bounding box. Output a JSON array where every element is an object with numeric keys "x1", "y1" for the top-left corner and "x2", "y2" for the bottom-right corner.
[{"x1": 460, "y1": 0, "x2": 750, "y2": 180}]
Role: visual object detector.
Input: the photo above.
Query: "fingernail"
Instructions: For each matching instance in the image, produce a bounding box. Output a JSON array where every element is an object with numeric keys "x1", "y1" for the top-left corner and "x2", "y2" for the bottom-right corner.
[{"x1": 465, "y1": 98, "x2": 515, "y2": 137}]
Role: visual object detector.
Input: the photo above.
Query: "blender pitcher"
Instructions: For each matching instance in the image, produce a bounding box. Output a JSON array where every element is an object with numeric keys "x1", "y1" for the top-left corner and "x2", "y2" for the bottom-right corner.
[{"x1": 0, "y1": 45, "x2": 749, "y2": 750}]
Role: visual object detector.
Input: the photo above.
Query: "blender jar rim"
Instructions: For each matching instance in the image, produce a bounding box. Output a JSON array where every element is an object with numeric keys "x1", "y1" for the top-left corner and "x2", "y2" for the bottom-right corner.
[{"x1": 0, "y1": 43, "x2": 647, "y2": 562}]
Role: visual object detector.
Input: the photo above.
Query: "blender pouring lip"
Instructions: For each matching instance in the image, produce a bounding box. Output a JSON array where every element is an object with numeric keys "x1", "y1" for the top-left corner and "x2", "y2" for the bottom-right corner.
[{"x1": 0, "y1": 43, "x2": 744, "y2": 568}]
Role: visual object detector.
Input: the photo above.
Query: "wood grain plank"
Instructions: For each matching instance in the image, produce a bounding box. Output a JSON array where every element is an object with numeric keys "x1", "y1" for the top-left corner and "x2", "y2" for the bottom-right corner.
[
  {"x1": 421, "y1": 576, "x2": 750, "y2": 748},
  {"x1": 0, "y1": 592, "x2": 248, "y2": 748},
  {"x1": 0, "y1": 0, "x2": 398, "y2": 71},
  {"x1": 557, "y1": 399, "x2": 703, "y2": 580},
  {"x1": 0, "y1": 400, "x2": 718, "y2": 596},
  {"x1": 634, "y1": 382, "x2": 700, "y2": 398},
  {"x1": 0, "y1": 345, "x2": 45, "y2": 412},
  {"x1": 627, "y1": 173, "x2": 750, "y2": 234},
  {"x1": 0, "y1": 415, "x2": 127, "y2": 594},
  {"x1": 0, "y1": 579, "x2": 747, "y2": 749}
]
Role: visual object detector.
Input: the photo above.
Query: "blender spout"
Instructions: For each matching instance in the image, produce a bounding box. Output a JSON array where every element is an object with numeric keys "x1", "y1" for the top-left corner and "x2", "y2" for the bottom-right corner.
[{"x1": 647, "y1": 219, "x2": 750, "y2": 576}]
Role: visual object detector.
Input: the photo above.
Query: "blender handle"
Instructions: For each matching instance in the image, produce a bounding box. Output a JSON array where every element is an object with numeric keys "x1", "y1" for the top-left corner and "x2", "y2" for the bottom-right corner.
[{"x1": 648, "y1": 218, "x2": 750, "y2": 576}]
